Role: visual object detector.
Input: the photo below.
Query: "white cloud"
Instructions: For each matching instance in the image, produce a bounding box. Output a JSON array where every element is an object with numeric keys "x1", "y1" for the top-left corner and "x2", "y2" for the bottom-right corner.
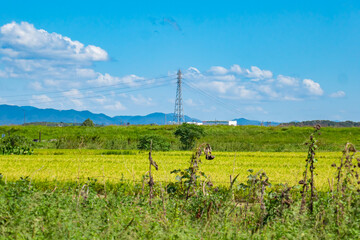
[
  {"x1": 0, "y1": 70, "x2": 7, "y2": 78},
  {"x1": 88, "y1": 73, "x2": 144, "y2": 87},
  {"x1": 208, "y1": 66, "x2": 228, "y2": 75},
  {"x1": 245, "y1": 106, "x2": 268, "y2": 114},
  {"x1": 62, "y1": 89, "x2": 83, "y2": 107},
  {"x1": 0, "y1": 21, "x2": 120, "y2": 103},
  {"x1": 212, "y1": 75, "x2": 236, "y2": 81},
  {"x1": 210, "y1": 81, "x2": 236, "y2": 94},
  {"x1": 0, "y1": 21, "x2": 108, "y2": 61},
  {"x1": 230, "y1": 64, "x2": 243, "y2": 74},
  {"x1": 258, "y1": 85, "x2": 278, "y2": 98},
  {"x1": 234, "y1": 86, "x2": 259, "y2": 99},
  {"x1": 245, "y1": 66, "x2": 273, "y2": 80},
  {"x1": 130, "y1": 94, "x2": 153, "y2": 105},
  {"x1": 277, "y1": 75, "x2": 299, "y2": 86},
  {"x1": 76, "y1": 68, "x2": 97, "y2": 78},
  {"x1": 207, "y1": 65, "x2": 272, "y2": 81},
  {"x1": 29, "y1": 81, "x2": 43, "y2": 91},
  {"x1": 283, "y1": 96, "x2": 302, "y2": 101},
  {"x1": 63, "y1": 89, "x2": 83, "y2": 98},
  {"x1": 303, "y1": 79, "x2": 324, "y2": 96},
  {"x1": 44, "y1": 79, "x2": 61, "y2": 87},
  {"x1": 31, "y1": 94, "x2": 52, "y2": 103},
  {"x1": 183, "y1": 65, "x2": 325, "y2": 102},
  {"x1": 104, "y1": 101, "x2": 126, "y2": 111},
  {"x1": 93, "y1": 96, "x2": 107, "y2": 104},
  {"x1": 330, "y1": 91, "x2": 345, "y2": 98},
  {"x1": 187, "y1": 67, "x2": 200, "y2": 74}
]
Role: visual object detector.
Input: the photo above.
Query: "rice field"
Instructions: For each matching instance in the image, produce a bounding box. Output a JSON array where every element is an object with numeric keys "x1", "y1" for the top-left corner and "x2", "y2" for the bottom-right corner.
[{"x1": 0, "y1": 149, "x2": 341, "y2": 190}]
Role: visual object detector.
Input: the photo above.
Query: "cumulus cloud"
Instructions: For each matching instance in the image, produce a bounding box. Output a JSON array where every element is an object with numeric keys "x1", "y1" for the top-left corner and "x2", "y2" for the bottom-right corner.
[
  {"x1": 183, "y1": 64, "x2": 324, "y2": 101},
  {"x1": 0, "y1": 21, "x2": 118, "y2": 90},
  {"x1": 277, "y1": 75, "x2": 299, "y2": 86},
  {"x1": 0, "y1": 21, "x2": 108, "y2": 61},
  {"x1": 330, "y1": 91, "x2": 346, "y2": 98},
  {"x1": 208, "y1": 66, "x2": 228, "y2": 75},
  {"x1": 245, "y1": 66, "x2": 273, "y2": 80},
  {"x1": 303, "y1": 79, "x2": 324, "y2": 96},
  {"x1": 229, "y1": 64, "x2": 243, "y2": 74},
  {"x1": 211, "y1": 81, "x2": 236, "y2": 94}
]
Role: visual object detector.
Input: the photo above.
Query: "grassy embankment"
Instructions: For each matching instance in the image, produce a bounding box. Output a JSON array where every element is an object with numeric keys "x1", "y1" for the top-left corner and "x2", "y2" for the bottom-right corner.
[{"x1": 0, "y1": 125, "x2": 359, "y2": 151}]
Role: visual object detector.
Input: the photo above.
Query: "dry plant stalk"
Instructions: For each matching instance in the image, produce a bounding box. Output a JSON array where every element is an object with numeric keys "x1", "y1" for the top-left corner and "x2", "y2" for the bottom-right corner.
[
  {"x1": 148, "y1": 140, "x2": 158, "y2": 206},
  {"x1": 332, "y1": 142, "x2": 358, "y2": 225},
  {"x1": 186, "y1": 143, "x2": 214, "y2": 200},
  {"x1": 300, "y1": 124, "x2": 321, "y2": 214}
]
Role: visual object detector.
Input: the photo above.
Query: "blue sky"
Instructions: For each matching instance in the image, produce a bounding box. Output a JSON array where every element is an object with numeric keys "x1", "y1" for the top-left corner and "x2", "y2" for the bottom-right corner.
[{"x1": 0, "y1": 0, "x2": 359, "y2": 122}]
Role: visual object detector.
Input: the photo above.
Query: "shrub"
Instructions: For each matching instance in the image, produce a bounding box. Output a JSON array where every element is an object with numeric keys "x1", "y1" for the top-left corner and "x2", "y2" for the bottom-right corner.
[
  {"x1": 174, "y1": 123, "x2": 205, "y2": 150},
  {"x1": 137, "y1": 134, "x2": 170, "y2": 151},
  {"x1": 82, "y1": 118, "x2": 95, "y2": 127},
  {"x1": 0, "y1": 135, "x2": 33, "y2": 155}
]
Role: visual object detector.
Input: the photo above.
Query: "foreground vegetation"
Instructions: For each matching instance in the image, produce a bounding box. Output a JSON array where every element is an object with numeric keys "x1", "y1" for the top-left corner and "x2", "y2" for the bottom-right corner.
[
  {"x1": 1, "y1": 124, "x2": 360, "y2": 151},
  {"x1": 0, "y1": 177, "x2": 358, "y2": 239},
  {"x1": 0, "y1": 140, "x2": 359, "y2": 239},
  {"x1": 1, "y1": 125, "x2": 359, "y2": 238}
]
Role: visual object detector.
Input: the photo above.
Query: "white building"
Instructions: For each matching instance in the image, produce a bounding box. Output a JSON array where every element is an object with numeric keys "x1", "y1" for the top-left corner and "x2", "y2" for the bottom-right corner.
[
  {"x1": 202, "y1": 120, "x2": 237, "y2": 126},
  {"x1": 186, "y1": 122, "x2": 203, "y2": 125}
]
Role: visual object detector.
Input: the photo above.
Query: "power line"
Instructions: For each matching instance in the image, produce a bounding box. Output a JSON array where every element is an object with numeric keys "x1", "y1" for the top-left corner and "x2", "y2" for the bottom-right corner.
[
  {"x1": 3, "y1": 74, "x2": 176, "y2": 99},
  {"x1": 182, "y1": 80, "x2": 242, "y2": 116},
  {"x1": 183, "y1": 79, "x2": 242, "y2": 111},
  {"x1": 8, "y1": 78, "x2": 177, "y2": 105}
]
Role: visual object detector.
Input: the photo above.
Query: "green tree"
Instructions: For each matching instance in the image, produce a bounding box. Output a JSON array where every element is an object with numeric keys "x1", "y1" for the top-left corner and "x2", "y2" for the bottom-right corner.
[
  {"x1": 82, "y1": 118, "x2": 95, "y2": 127},
  {"x1": 137, "y1": 134, "x2": 170, "y2": 151},
  {"x1": 174, "y1": 123, "x2": 205, "y2": 150}
]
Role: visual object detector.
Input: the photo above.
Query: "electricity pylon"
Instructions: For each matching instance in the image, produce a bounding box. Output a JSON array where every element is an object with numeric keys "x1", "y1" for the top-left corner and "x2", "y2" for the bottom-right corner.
[{"x1": 173, "y1": 69, "x2": 184, "y2": 124}]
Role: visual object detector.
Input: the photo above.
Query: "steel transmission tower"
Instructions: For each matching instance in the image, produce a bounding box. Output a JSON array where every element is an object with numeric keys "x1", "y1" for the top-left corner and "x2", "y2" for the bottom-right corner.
[{"x1": 173, "y1": 69, "x2": 184, "y2": 124}]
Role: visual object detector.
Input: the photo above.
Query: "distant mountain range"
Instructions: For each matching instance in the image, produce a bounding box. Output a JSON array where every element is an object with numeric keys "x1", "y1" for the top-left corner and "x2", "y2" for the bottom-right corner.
[
  {"x1": 4, "y1": 104, "x2": 356, "y2": 127},
  {"x1": 0, "y1": 105, "x2": 200, "y2": 125}
]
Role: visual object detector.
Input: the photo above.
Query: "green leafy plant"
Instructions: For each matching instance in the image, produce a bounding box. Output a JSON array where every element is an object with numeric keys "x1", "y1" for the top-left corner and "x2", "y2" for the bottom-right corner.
[
  {"x1": 0, "y1": 135, "x2": 33, "y2": 155},
  {"x1": 170, "y1": 143, "x2": 214, "y2": 199}
]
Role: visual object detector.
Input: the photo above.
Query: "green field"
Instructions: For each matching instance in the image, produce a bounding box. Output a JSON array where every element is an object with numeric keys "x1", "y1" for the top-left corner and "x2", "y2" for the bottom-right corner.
[{"x1": 0, "y1": 149, "x2": 341, "y2": 190}]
